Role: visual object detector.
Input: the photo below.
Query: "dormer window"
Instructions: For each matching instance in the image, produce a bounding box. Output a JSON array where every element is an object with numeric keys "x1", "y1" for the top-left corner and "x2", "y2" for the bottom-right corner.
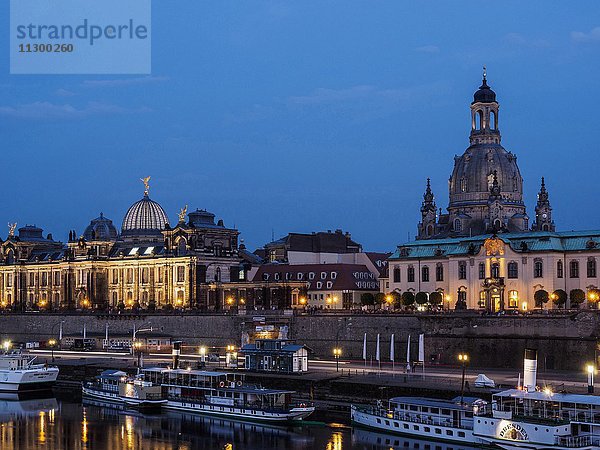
[
  {"x1": 331, "y1": 272, "x2": 337, "y2": 279},
  {"x1": 274, "y1": 272, "x2": 280, "y2": 281},
  {"x1": 316, "y1": 281, "x2": 322, "y2": 289},
  {"x1": 326, "y1": 281, "x2": 333, "y2": 289},
  {"x1": 297, "y1": 273, "x2": 303, "y2": 280},
  {"x1": 321, "y1": 272, "x2": 327, "y2": 279},
  {"x1": 308, "y1": 272, "x2": 315, "y2": 280}
]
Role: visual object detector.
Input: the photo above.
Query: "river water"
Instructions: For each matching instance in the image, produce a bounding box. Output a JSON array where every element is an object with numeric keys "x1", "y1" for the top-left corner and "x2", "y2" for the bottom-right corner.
[{"x1": 0, "y1": 395, "x2": 478, "y2": 450}]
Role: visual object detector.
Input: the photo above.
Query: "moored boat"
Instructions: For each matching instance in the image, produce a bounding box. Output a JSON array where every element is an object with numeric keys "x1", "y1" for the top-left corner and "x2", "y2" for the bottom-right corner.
[
  {"x1": 0, "y1": 352, "x2": 59, "y2": 392},
  {"x1": 141, "y1": 367, "x2": 314, "y2": 423},
  {"x1": 82, "y1": 369, "x2": 167, "y2": 412}
]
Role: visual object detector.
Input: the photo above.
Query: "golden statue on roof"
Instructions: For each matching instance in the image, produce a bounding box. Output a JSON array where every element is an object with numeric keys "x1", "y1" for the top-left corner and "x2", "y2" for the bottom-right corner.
[
  {"x1": 140, "y1": 176, "x2": 151, "y2": 195},
  {"x1": 178, "y1": 205, "x2": 188, "y2": 223},
  {"x1": 7, "y1": 223, "x2": 16, "y2": 237}
]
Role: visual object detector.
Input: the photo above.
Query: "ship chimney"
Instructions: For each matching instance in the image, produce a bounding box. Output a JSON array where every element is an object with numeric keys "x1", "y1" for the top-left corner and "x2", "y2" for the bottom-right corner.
[
  {"x1": 172, "y1": 341, "x2": 182, "y2": 370},
  {"x1": 523, "y1": 348, "x2": 538, "y2": 392}
]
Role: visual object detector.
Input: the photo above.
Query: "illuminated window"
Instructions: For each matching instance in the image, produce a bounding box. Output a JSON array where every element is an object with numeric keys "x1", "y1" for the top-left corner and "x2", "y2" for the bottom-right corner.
[
  {"x1": 478, "y1": 291, "x2": 486, "y2": 308},
  {"x1": 491, "y1": 263, "x2": 500, "y2": 278},
  {"x1": 177, "y1": 266, "x2": 185, "y2": 282},
  {"x1": 508, "y1": 290, "x2": 519, "y2": 309}
]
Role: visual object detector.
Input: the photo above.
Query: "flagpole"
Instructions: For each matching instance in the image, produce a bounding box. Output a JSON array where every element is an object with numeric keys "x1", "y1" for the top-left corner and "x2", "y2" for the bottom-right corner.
[
  {"x1": 406, "y1": 334, "x2": 411, "y2": 374},
  {"x1": 390, "y1": 333, "x2": 395, "y2": 373},
  {"x1": 363, "y1": 333, "x2": 367, "y2": 368},
  {"x1": 376, "y1": 334, "x2": 381, "y2": 374}
]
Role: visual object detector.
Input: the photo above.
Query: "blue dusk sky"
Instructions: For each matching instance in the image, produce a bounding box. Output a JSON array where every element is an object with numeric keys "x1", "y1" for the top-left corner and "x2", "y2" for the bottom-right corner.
[{"x1": 1, "y1": 1, "x2": 600, "y2": 252}]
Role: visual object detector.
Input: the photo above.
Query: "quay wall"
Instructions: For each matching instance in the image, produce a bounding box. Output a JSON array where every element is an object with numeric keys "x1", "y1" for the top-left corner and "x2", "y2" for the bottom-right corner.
[{"x1": 0, "y1": 312, "x2": 598, "y2": 370}]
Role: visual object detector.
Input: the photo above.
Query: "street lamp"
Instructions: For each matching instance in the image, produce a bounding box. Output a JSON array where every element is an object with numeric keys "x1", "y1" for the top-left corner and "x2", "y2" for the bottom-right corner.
[
  {"x1": 133, "y1": 341, "x2": 143, "y2": 371},
  {"x1": 226, "y1": 345, "x2": 237, "y2": 368},
  {"x1": 333, "y1": 347, "x2": 342, "y2": 372},
  {"x1": 3, "y1": 340, "x2": 11, "y2": 353},
  {"x1": 199, "y1": 346, "x2": 207, "y2": 364},
  {"x1": 458, "y1": 353, "x2": 469, "y2": 404},
  {"x1": 48, "y1": 339, "x2": 57, "y2": 363},
  {"x1": 587, "y1": 364, "x2": 595, "y2": 393}
]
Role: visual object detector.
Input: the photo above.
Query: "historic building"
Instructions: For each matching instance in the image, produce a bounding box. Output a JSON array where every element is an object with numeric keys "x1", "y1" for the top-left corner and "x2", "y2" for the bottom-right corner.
[
  {"x1": 387, "y1": 72, "x2": 598, "y2": 312},
  {"x1": 0, "y1": 178, "x2": 306, "y2": 312}
]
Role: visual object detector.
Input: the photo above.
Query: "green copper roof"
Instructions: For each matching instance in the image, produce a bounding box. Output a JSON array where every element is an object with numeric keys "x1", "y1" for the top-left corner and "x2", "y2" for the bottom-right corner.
[{"x1": 389, "y1": 230, "x2": 600, "y2": 260}]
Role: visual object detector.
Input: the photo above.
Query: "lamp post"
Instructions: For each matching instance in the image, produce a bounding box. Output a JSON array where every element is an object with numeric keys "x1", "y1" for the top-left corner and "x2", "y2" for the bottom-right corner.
[
  {"x1": 333, "y1": 347, "x2": 342, "y2": 372},
  {"x1": 199, "y1": 346, "x2": 207, "y2": 364},
  {"x1": 3, "y1": 340, "x2": 11, "y2": 353},
  {"x1": 587, "y1": 364, "x2": 595, "y2": 394},
  {"x1": 458, "y1": 353, "x2": 469, "y2": 404},
  {"x1": 48, "y1": 339, "x2": 57, "y2": 363},
  {"x1": 134, "y1": 341, "x2": 143, "y2": 371},
  {"x1": 226, "y1": 345, "x2": 237, "y2": 368}
]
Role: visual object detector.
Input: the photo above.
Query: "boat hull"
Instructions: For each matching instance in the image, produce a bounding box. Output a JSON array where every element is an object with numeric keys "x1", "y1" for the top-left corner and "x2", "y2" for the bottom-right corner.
[
  {"x1": 163, "y1": 400, "x2": 315, "y2": 423},
  {"x1": 82, "y1": 386, "x2": 167, "y2": 412},
  {"x1": 0, "y1": 368, "x2": 59, "y2": 392},
  {"x1": 351, "y1": 405, "x2": 482, "y2": 446}
]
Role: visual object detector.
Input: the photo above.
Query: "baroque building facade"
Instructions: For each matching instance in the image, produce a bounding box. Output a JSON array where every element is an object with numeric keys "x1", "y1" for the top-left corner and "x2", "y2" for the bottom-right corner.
[
  {"x1": 0, "y1": 179, "x2": 305, "y2": 312},
  {"x1": 387, "y1": 73, "x2": 597, "y2": 312}
]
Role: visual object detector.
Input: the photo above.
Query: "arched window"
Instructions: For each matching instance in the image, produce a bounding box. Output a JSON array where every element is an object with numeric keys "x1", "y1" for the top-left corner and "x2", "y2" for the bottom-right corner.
[
  {"x1": 542, "y1": 224, "x2": 549, "y2": 231},
  {"x1": 490, "y1": 111, "x2": 496, "y2": 130},
  {"x1": 588, "y1": 258, "x2": 597, "y2": 278},
  {"x1": 178, "y1": 238, "x2": 187, "y2": 256},
  {"x1": 508, "y1": 290, "x2": 519, "y2": 308},
  {"x1": 508, "y1": 261, "x2": 518, "y2": 279},
  {"x1": 534, "y1": 259, "x2": 543, "y2": 278},
  {"x1": 493, "y1": 219, "x2": 502, "y2": 230},
  {"x1": 460, "y1": 178, "x2": 467, "y2": 193},
  {"x1": 570, "y1": 260, "x2": 579, "y2": 278},
  {"x1": 407, "y1": 266, "x2": 415, "y2": 283},
  {"x1": 112, "y1": 292, "x2": 117, "y2": 304},
  {"x1": 426, "y1": 224, "x2": 433, "y2": 237},
  {"x1": 127, "y1": 268, "x2": 133, "y2": 284},
  {"x1": 393, "y1": 267, "x2": 400, "y2": 283},
  {"x1": 557, "y1": 260, "x2": 563, "y2": 278},
  {"x1": 215, "y1": 267, "x2": 221, "y2": 282},
  {"x1": 142, "y1": 268, "x2": 149, "y2": 284},
  {"x1": 436, "y1": 263, "x2": 444, "y2": 282},
  {"x1": 476, "y1": 110, "x2": 483, "y2": 130},
  {"x1": 54, "y1": 293, "x2": 60, "y2": 305},
  {"x1": 421, "y1": 266, "x2": 429, "y2": 282},
  {"x1": 6, "y1": 250, "x2": 14, "y2": 265},
  {"x1": 454, "y1": 219, "x2": 462, "y2": 232},
  {"x1": 491, "y1": 262, "x2": 500, "y2": 279}
]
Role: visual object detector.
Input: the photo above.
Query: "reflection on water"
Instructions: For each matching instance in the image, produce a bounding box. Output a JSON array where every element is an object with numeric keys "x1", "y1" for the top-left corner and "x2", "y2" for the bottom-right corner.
[{"x1": 0, "y1": 394, "x2": 474, "y2": 450}]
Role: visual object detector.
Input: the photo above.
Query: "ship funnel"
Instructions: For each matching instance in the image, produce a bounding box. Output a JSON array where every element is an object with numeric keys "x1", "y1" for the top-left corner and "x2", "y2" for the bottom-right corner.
[
  {"x1": 523, "y1": 348, "x2": 538, "y2": 392},
  {"x1": 172, "y1": 341, "x2": 182, "y2": 370}
]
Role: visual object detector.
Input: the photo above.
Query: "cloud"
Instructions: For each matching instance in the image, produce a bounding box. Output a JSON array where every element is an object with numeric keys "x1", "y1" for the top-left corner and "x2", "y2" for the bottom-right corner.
[
  {"x1": 288, "y1": 85, "x2": 413, "y2": 106},
  {"x1": 82, "y1": 76, "x2": 169, "y2": 88},
  {"x1": 415, "y1": 45, "x2": 439, "y2": 53},
  {"x1": 54, "y1": 88, "x2": 76, "y2": 97},
  {"x1": 571, "y1": 27, "x2": 600, "y2": 43},
  {"x1": 0, "y1": 101, "x2": 152, "y2": 120},
  {"x1": 503, "y1": 32, "x2": 550, "y2": 48}
]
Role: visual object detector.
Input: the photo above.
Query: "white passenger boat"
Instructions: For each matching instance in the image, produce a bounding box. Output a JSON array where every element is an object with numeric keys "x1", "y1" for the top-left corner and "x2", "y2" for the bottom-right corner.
[
  {"x1": 82, "y1": 369, "x2": 167, "y2": 412},
  {"x1": 351, "y1": 395, "x2": 486, "y2": 444},
  {"x1": 0, "y1": 352, "x2": 58, "y2": 392},
  {"x1": 352, "y1": 349, "x2": 600, "y2": 450},
  {"x1": 141, "y1": 367, "x2": 315, "y2": 422}
]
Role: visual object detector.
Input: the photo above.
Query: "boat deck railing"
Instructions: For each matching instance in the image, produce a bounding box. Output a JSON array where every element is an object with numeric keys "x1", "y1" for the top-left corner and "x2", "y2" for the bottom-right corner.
[
  {"x1": 489, "y1": 406, "x2": 595, "y2": 426},
  {"x1": 167, "y1": 395, "x2": 296, "y2": 413},
  {"x1": 352, "y1": 405, "x2": 471, "y2": 430},
  {"x1": 555, "y1": 434, "x2": 600, "y2": 448}
]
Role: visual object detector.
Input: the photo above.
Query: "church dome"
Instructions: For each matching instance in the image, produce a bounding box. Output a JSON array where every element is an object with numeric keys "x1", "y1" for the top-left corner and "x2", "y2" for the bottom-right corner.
[
  {"x1": 121, "y1": 194, "x2": 169, "y2": 237},
  {"x1": 473, "y1": 77, "x2": 496, "y2": 104},
  {"x1": 83, "y1": 213, "x2": 118, "y2": 241},
  {"x1": 449, "y1": 144, "x2": 523, "y2": 206}
]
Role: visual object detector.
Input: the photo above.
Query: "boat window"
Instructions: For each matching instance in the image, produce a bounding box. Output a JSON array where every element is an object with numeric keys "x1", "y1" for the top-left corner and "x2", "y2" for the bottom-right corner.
[
  {"x1": 394, "y1": 422, "x2": 399, "y2": 428},
  {"x1": 458, "y1": 432, "x2": 465, "y2": 438},
  {"x1": 413, "y1": 425, "x2": 419, "y2": 431},
  {"x1": 403, "y1": 424, "x2": 409, "y2": 429},
  {"x1": 465, "y1": 412, "x2": 473, "y2": 417},
  {"x1": 424, "y1": 427, "x2": 431, "y2": 432},
  {"x1": 441, "y1": 409, "x2": 450, "y2": 415},
  {"x1": 376, "y1": 419, "x2": 381, "y2": 424},
  {"x1": 435, "y1": 429, "x2": 441, "y2": 434},
  {"x1": 430, "y1": 407, "x2": 439, "y2": 414},
  {"x1": 410, "y1": 405, "x2": 419, "y2": 411},
  {"x1": 385, "y1": 420, "x2": 390, "y2": 426},
  {"x1": 446, "y1": 430, "x2": 453, "y2": 436}
]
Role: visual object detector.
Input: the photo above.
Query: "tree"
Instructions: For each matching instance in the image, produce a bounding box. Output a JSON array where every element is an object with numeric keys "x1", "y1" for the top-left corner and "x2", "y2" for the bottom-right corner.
[
  {"x1": 429, "y1": 292, "x2": 443, "y2": 308},
  {"x1": 117, "y1": 300, "x2": 125, "y2": 312},
  {"x1": 415, "y1": 292, "x2": 429, "y2": 306},
  {"x1": 401, "y1": 291, "x2": 415, "y2": 308},
  {"x1": 147, "y1": 299, "x2": 157, "y2": 312},
  {"x1": 360, "y1": 293, "x2": 375, "y2": 308},
  {"x1": 534, "y1": 290, "x2": 549, "y2": 308},
  {"x1": 552, "y1": 289, "x2": 567, "y2": 308},
  {"x1": 390, "y1": 292, "x2": 402, "y2": 310},
  {"x1": 570, "y1": 289, "x2": 586, "y2": 308},
  {"x1": 374, "y1": 293, "x2": 386, "y2": 308}
]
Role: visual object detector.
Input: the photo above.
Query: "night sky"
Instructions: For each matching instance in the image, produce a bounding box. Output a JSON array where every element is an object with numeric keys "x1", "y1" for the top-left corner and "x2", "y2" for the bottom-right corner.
[{"x1": 1, "y1": 1, "x2": 600, "y2": 252}]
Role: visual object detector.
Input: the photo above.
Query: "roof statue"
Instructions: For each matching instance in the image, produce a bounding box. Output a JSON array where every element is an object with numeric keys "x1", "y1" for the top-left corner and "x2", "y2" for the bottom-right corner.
[
  {"x1": 178, "y1": 205, "x2": 188, "y2": 224},
  {"x1": 7, "y1": 223, "x2": 16, "y2": 237},
  {"x1": 140, "y1": 176, "x2": 151, "y2": 196}
]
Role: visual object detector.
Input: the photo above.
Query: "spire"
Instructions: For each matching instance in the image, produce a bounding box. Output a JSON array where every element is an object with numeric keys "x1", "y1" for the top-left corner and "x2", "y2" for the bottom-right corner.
[
  {"x1": 423, "y1": 178, "x2": 434, "y2": 203},
  {"x1": 538, "y1": 177, "x2": 548, "y2": 203},
  {"x1": 532, "y1": 176, "x2": 554, "y2": 232}
]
